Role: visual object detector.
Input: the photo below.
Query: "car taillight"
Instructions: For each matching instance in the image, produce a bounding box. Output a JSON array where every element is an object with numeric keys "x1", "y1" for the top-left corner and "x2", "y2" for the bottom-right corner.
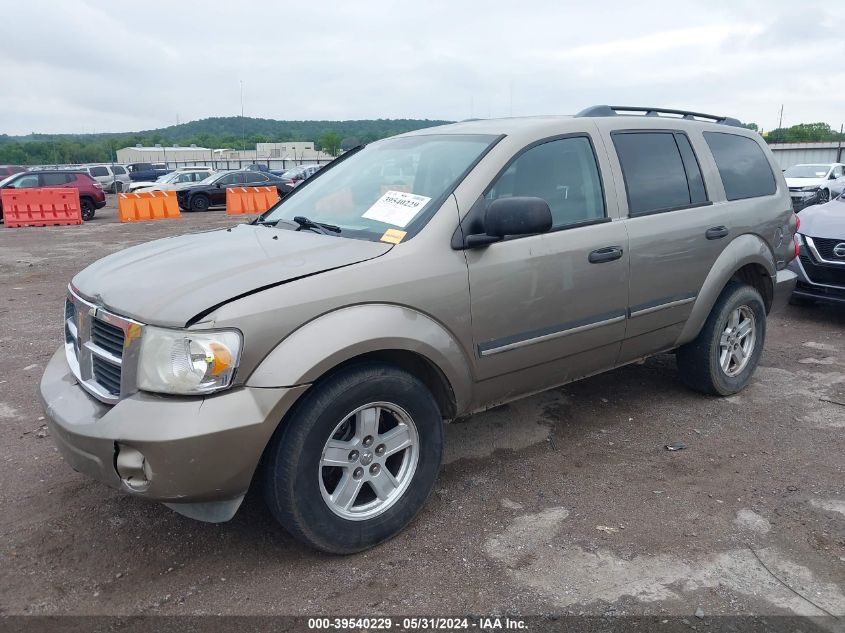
[
  {"x1": 794, "y1": 213, "x2": 800, "y2": 232},
  {"x1": 792, "y1": 236, "x2": 800, "y2": 261},
  {"x1": 93, "y1": 182, "x2": 103, "y2": 189}
]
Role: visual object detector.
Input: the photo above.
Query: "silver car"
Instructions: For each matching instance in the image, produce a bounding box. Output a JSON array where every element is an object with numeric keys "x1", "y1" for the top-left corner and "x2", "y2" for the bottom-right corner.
[
  {"x1": 40, "y1": 105, "x2": 798, "y2": 553},
  {"x1": 789, "y1": 191, "x2": 845, "y2": 305}
]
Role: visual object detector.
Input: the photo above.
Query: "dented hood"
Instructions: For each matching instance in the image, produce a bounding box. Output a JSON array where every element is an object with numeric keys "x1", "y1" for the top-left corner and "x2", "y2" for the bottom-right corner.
[{"x1": 72, "y1": 224, "x2": 392, "y2": 326}]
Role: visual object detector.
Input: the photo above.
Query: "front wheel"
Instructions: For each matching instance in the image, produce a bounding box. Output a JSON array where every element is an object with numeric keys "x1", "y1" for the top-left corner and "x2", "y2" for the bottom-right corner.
[
  {"x1": 80, "y1": 198, "x2": 95, "y2": 221},
  {"x1": 190, "y1": 194, "x2": 210, "y2": 212},
  {"x1": 262, "y1": 363, "x2": 443, "y2": 553},
  {"x1": 676, "y1": 283, "x2": 766, "y2": 396},
  {"x1": 817, "y1": 188, "x2": 830, "y2": 204}
]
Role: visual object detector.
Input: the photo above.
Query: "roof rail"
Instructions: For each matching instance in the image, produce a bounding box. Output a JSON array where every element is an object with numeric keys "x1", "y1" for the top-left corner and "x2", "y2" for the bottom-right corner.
[{"x1": 575, "y1": 105, "x2": 743, "y2": 128}]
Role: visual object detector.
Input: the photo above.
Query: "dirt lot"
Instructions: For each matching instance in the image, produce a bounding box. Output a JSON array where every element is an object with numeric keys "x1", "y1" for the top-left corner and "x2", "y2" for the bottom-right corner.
[{"x1": 0, "y1": 197, "x2": 843, "y2": 622}]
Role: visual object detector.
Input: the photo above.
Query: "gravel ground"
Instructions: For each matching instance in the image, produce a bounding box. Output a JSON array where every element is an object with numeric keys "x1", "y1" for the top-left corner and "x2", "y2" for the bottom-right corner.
[{"x1": 0, "y1": 197, "x2": 843, "y2": 622}]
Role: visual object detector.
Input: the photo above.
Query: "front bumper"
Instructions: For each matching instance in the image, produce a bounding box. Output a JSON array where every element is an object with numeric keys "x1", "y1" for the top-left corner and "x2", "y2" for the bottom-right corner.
[
  {"x1": 788, "y1": 250, "x2": 845, "y2": 304},
  {"x1": 790, "y1": 189, "x2": 823, "y2": 212},
  {"x1": 770, "y1": 268, "x2": 797, "y2": 313},
  {"x1": 39, "y1": 347, "x2": 307, "y2": 513}
]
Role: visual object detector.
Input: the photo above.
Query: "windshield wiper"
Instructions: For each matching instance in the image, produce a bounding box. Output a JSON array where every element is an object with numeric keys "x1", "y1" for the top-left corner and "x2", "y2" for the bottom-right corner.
[{"x1": 292, "y1": 216, "x2": 341, "y2": 235}]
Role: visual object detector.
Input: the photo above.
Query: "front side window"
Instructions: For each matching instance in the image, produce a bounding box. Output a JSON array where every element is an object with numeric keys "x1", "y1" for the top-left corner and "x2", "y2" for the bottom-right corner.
[
  {"x1": 613, "y1": 131, "x2": 707, "y2": 216},
  {"x1": 485, "y1": 136, "x2": 605, "y2": 228},
  {"x1": 704, "y1": 132, "x2": 776, "y2": 200},
  {"x1": 11, "y1": 175, "x2": 39, "y2": 188},
  {"x1": 261, "y1": 134, "x2": 497, "y2": 241},
  {"x1": 217, "y1": 173, "x2": 239, "y2": 185}
]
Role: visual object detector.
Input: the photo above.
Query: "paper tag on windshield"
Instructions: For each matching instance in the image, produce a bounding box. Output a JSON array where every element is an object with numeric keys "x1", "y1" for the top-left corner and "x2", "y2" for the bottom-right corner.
[
  {"x1": 380, "y1": 229, "x2": 407, "y2": 244},
  {"x1": 362, "y1": 190, "x2": 431, "y2": 228}
]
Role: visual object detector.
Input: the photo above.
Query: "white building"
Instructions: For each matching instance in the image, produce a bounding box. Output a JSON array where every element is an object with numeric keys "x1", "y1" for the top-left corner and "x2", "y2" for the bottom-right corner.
[
  {"x1": 116, "y1": 145, "x2": 213, "y2": 164},
  {"x1": 256, "y1": 142, "x2": 316, "y2": 159}
]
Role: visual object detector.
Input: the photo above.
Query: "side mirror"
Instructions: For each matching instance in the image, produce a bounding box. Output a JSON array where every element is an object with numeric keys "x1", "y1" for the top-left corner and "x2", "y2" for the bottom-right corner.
[{"x1": 466, "y1": 197, "x2": 552, "y2": 247}]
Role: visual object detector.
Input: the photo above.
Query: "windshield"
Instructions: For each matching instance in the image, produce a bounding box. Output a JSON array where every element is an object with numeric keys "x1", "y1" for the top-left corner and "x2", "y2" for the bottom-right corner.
[
  {"x1": 156, "y1": 173, "x2": 177, "y2": 183},
  {"x1": 261, "y1": 134, "x2": 497, "y2": 241},
  {"x1": 784, "y1": 164, "x2": 830, "y2": 179},
  {"x1": 0, "y1": 174, "x2": 17, "y2": 187}
]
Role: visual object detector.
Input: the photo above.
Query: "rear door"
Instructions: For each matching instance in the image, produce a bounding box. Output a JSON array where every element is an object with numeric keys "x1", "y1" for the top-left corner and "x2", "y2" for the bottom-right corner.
[
  {"x1": 38, "y1": 172, "x2": 73, "y2": 189},
  {"x1": 464, "y1": 133, "x2": 629, "y2": 395},
  {"x1": 600, "y1": 127, "x2": 731, "y2": 362}
]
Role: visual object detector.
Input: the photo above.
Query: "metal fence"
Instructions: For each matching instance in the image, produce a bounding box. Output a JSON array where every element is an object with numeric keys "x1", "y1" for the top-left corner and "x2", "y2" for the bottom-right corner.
[{"x1": 768, "y1": 142, "x2": 844, "y2": 170}]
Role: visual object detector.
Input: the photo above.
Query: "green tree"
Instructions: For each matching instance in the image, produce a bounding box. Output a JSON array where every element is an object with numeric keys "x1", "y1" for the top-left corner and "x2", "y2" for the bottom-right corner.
[{"x1": 318, "y1": 131, "x2": 342, "y2": 156}]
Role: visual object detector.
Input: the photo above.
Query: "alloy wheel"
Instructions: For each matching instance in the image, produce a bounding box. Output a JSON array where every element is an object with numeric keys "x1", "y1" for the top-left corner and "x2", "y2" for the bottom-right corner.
[{"x1": 318, "y1": 402, "x2": 419, "y2": 521}]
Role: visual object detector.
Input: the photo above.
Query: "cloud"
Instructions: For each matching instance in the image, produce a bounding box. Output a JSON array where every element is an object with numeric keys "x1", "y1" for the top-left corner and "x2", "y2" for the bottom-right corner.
[{"x1": 0, "y1": 0, "x2": 843, "y2": 134}]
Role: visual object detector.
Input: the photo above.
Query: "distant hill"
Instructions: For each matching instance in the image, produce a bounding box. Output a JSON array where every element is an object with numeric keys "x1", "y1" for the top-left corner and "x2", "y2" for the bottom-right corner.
[{"x1": 0, "y1": 116, "x2": 454, "y2": 165}]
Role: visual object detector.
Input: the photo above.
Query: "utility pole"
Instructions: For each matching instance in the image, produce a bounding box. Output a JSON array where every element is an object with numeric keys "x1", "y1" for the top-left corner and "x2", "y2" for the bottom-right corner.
[
  {"x1": 778, "y1": 104, "x2": 784, "y2": 130},
  {"x1": 240, "y1": 80, "x2": 245, "y2": 154},
  {"x1": 838, "y1": 123, "x2": 843, "y2": 163}
]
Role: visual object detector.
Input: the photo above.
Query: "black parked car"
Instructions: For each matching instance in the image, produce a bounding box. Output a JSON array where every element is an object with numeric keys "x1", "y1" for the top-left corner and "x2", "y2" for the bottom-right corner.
[{"x1": 174, "y1": 171, "x2": 293, "y2": 211}]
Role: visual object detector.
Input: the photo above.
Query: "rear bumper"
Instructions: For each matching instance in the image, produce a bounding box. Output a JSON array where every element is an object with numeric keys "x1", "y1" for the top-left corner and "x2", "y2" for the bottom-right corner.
[
  {"x1": 39, "y1": 347, "x2": 308, "y2": 508},
  {"x1": 770, "y1": 268, "x2": 797, "y2": 313}
]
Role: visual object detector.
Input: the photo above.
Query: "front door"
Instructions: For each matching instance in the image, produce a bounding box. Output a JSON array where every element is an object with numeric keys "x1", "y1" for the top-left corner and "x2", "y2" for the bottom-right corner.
[{"x1": 464, "y1": 134, "x2": 629, "y2": 402}]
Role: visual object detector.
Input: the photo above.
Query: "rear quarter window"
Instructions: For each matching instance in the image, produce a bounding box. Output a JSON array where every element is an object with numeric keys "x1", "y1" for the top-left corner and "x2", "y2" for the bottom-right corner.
[{"x1": 703, "y1": 132, "x2": 776, "y2": 200}]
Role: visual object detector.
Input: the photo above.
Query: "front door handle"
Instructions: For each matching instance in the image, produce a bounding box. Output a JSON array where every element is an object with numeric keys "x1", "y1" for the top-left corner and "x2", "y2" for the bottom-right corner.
[
  {"x1": 589, "y1": 246, "x2": 623, "y2": 264},
  {"x1": 705, "y1": 226, "x2": 730, "y2": 240}
]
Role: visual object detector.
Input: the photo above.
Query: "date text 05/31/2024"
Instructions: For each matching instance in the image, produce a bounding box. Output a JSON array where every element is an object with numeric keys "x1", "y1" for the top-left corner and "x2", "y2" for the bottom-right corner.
[{"x1": 307, "y1": 617, "x2": 528, "y2": 630}]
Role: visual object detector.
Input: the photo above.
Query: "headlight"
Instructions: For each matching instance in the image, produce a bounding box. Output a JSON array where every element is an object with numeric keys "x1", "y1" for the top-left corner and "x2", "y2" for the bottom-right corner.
[{"x1": 137, "y1": 327, "x2": 242, "y2": 395}]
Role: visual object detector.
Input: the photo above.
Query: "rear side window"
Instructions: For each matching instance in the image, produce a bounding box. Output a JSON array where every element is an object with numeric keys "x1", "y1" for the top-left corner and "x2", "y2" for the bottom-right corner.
[
  {"x1": 703, "y1": 132, "x2": 776, "y2": 200},
  {"x1": 612, "y1": 131, "x2": 708, "y2": 216},
  {"x1": 89, "y1": 166, "x2": 109, "y2": 177},
  {"x1": 41, "y1": 173, "x2": 71, "y2": 186},
  {"x1": 112, "y1": 165, "x2": 126, "y2": 175}
]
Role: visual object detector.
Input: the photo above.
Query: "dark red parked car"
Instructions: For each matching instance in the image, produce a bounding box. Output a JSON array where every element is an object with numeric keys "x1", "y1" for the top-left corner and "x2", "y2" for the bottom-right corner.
[{"x1": 0, "y1": 170, "x2": 106, "y2": 222}]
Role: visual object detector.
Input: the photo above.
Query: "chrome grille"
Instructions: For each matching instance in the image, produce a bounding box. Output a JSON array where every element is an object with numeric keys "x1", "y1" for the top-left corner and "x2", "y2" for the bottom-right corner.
[
  {"x1": 92, "y1": 319, "x2": 125, "y2": 359},
  {"x1": 92, "y1": 356, "x2": 122, "y2": 395},
  {"x1": 64, "y1": 286, "x2": 143, "y2": 405}
]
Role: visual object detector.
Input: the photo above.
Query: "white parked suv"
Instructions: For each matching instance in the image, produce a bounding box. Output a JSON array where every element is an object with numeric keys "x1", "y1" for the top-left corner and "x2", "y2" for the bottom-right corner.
[
  {"x1": 784, "y1": 162, "x2": 845, "y2": 211},
  {"x1": 77, "y1": 164, "x2": 131, "y2": 193},
  {"x1": 126, "y1": 168, "x2": 214, "y2": 193}
]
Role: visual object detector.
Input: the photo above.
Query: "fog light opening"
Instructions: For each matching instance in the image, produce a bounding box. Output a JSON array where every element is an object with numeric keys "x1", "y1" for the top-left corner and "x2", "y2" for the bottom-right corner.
[{"x1": 115, "y1": 444, "x2": 151, "y2": 492}]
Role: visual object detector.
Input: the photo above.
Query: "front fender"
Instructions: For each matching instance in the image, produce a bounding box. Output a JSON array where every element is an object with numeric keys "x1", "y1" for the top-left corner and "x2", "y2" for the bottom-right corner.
[
  {"x1": 676, "y1": 234, "x2": 775, "y2": 346},
  {"x1": 246, "y1": 304, "x2": 474, "y2": 413}
]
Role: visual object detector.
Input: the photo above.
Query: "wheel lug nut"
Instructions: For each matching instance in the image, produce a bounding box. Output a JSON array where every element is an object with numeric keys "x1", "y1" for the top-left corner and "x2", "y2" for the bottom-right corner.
[
  {"x1": 353, "y1": 467, "x2": 364, "y2": 480},
  {"x1": 369, "y1": 464, "x2": 380, "y2": 475},
  {"x1": 348, "y1": 450, "x2": 359, "y2": 462},
  {"x1": 363, "y1": 435, "x2": 374, "y2": 447},
  {"x1": 375, "y1": 444, "x2": 385, "y2": 456}
]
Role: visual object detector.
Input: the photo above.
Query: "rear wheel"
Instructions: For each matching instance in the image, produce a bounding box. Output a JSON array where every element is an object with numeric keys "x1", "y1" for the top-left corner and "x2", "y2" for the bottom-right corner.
[
  {"x1": 80, "y1": 198, "x2": 95, "y2": 221},
  {"x1": 262, "y1": 363, "x2": 443, "y2": 553},
  {"x1": 677, "y1": 283, "x2": 766, "y2": 396},
  {"x1": 190, "y1": 194, "x2": 210, "y2": 212}
]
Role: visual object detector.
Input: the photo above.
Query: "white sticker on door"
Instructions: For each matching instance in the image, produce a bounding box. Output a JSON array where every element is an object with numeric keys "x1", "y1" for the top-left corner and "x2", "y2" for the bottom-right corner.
[{"x1": 362, "y1": 190, "x2": 432, "y2": 228}]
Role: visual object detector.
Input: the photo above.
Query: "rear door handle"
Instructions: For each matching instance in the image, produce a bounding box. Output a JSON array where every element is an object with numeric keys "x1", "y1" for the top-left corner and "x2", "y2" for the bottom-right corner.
[
  {"x1": 705, "y1": 226, "x2": 730, "y2": 240},
  {"x1": 589, "y1": 246, "x2": 623, "y2": 264}
]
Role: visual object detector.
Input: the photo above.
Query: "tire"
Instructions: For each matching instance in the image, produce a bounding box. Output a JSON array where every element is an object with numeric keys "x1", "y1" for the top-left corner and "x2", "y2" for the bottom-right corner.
[
  {"x1": 190, "y1": 194, "x2": 210, "y2": 212},
  {"x1": 262, "y1": 363, "x2": 443, "y2": 554},
  {"x1": 676, "y1": 283, "x2": 766, "y2": 396},
  {"x1": 80, "y1": 198, "x2": 96, "y2": 221},
  {"x1": 817, "y1": 188, "x2": 830, "y2": 204}
]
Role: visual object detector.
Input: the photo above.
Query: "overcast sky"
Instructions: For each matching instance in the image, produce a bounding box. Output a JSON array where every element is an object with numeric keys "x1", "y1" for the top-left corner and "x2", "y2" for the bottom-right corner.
[{"x1": 1, "y1": 0, "x2": 843, "y2": 136}]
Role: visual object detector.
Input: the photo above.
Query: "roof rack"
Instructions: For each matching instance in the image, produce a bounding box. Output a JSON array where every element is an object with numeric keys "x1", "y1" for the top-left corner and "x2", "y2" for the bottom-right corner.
[{"x1": 575, "y1": 105, "x2": 743, "y2": 128}]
